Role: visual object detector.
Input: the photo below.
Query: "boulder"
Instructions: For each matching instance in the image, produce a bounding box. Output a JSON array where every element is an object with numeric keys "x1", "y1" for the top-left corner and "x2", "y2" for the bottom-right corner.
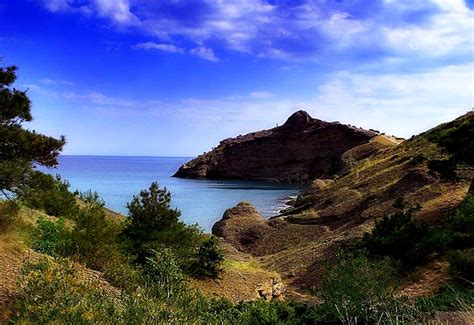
[{"x1": 212, "y1": 202, "x2": 271, "y2": 250}]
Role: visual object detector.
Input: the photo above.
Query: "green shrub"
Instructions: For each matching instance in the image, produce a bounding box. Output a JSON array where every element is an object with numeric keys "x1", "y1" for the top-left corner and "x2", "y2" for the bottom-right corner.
[
  {"x1": 193, "y1": 236, "x2": 224, "y2": 278},
  {"x1": 445, "y1": 193, "x2": 474, "y2": 250},
  {"x1": 144, "y1": 248, "x2": 185, "y2": 301},
  {"x1": 17, "y1": 171, "x2": 78, "y2": 218},
  {"x1": 428, "y1": 114, "x2": 474, "y2": 165},
  {"x1": 32, "y1": 217, "x2": 74, "y2": 257},
  {"x1": 317, "y1": 253, "x2": 400, "y2": 323},
  {"x1": 416, "y1": 284, "x2": 474, "y2": 313},
  {"x1": 71, "y1": 191, "x2": 123, "y2": 270},
  {"x1": 428, "y1": 158, "x2": 458, "y2": 180},
  {"x1": 359, "y1": 200, "x2": 433, "y2": 269}
]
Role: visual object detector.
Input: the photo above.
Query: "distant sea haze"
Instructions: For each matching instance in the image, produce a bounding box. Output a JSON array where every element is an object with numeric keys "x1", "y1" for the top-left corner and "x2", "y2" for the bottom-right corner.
[{"x1": 38, "y1": 156, "x2": 301, "y2": 232}]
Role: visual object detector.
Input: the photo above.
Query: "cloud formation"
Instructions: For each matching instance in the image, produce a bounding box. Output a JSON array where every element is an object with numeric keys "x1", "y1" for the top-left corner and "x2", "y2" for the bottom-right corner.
[
  {"x1": 133, "y1": 42, "x2": 185, "y2": 53},
  {"x1": 40, "y1": 0, "x2": 473, "y2": 67}
]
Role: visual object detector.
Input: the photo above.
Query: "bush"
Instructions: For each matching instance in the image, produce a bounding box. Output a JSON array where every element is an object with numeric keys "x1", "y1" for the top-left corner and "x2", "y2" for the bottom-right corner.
[
  {"x1": 359, "y1": 199, "x2": 433, "y2": 270},
  {"x1": 71, "y1": 191, "x2": 123, "y2": 270},
  {"x1": 30, "y1": 191, "x2": 125, "y2": 272},
  {"x1": 428, "y1": 158, "x2": 458, "y2": 180},
  {"x1": 17, "y1": 171, "x2": 78, "y2": 218},
  {"x1": 144, "y1": 248, "x2": 185, "y2": 301},
  {"x1": 317, "y1": 253, "x2": 400, "y2": 323},
  {"x1": 193, "y1": 236, "x2": 224, "y2": 278},
  {"x1": 416, "y1": 284, "x2": 474, "y2": 313},
  {"x1": 14, "y1": 258, "x2": 119, "y2": 324},
  {"x1": 121, "y1": 182, "x2": 202, "y2": 265},
  {"x1": 445, "y1": 193, "x2": 474, "y2": 250},
  {"x1": 32, "y1": 217, "x2": 74, "y2": 257}
]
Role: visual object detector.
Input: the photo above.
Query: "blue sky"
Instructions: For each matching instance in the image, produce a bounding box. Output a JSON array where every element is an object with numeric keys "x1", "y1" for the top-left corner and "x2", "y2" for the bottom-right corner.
[{"x1": 0, "y1": 0, "x2": 472, "y2": 156}]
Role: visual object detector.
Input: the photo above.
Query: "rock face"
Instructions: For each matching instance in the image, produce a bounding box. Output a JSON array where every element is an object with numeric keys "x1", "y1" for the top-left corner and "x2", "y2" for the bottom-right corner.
[
  {"x1": 212, "y1": 202, "x2": 271, "y2": 251},
  {"x1": 174, "y1": 110, "x2": 379, "y2": 183}
]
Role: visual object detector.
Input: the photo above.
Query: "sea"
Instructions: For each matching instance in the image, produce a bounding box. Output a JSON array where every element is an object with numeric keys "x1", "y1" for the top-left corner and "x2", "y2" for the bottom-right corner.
[{"x1": 38, "y1": 156, "x2": 302, "y2": 232}]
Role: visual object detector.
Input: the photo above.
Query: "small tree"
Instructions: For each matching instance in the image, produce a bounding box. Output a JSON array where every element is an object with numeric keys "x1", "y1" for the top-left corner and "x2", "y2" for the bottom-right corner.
[
  {"x1": 193, "y1": 236, "x2": 224, "y2": 278},
  {"x1": 121, "y1": 182, "x2": 200, "y2": 264},
  {"x1": 0, "y1": 65, "x2": 65, "y2": 197}
]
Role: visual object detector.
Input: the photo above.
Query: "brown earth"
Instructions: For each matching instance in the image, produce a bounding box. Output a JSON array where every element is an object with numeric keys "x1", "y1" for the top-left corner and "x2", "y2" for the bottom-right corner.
[{"x1": 190, "y1": 241, "x2": 284, "y2": 303}]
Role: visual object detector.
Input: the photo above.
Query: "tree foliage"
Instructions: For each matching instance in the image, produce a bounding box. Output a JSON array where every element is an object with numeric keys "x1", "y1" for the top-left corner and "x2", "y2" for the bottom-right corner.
[
  {"x1": 193, "y1": 236, "x2": 224, "y2": 278},
  {"x1": 17, "y1": 171, "x2": 78, "y2": 217},
  {"x1": 0, "y1": 65, "x2": 65, "y2": 196},
  {"x1": 359, "y1": 198, "x2": 433, "y2": 269},
  {"x1": 121, "y1": 182, "x2": 201, "y2": 265}
]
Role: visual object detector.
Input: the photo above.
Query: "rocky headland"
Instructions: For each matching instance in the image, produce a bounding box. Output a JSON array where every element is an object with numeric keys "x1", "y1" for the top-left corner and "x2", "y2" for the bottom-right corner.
[{"x1": 174, "y1": 110, "x2": 400, "y2": 183}]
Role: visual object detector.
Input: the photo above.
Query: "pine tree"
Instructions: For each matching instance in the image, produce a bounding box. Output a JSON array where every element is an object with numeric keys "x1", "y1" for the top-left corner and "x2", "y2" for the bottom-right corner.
[{"x1": 0, "y1": 65, "x2": 65, "y2": 196}]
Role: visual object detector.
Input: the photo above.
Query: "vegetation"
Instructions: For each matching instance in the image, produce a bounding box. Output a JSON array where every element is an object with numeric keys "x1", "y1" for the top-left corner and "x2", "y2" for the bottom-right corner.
[
  {"x1": 0, "y1": 65, "x2": 64, "y2": 197},
  {"x1": 32, "y1": 217, "x2": 74, "y2": 257},
  {"x1": 449, "y1": 249, "x2": 474, "y2": 284},
  {"x1": 317, "y1": 253, "x2": 400, "y2": 323},
  {"x1": 427, "y1": 113, "x2": 474, "y2": 178},
  {"x1": 192, "y1": 236, "x2": 225, "y2": 278},
  {"x1": 121, "y1": 182, "x2": 202, "y2": 266},
  {"x1": 428, "y1": 113, "x2": 474, "y2": 165},
  {"x1": 17, "y1": 171, "x2": 78, "y2": 217},
  {"x1": 358, "y1": 197, "x2": 433, "y2": 270}
]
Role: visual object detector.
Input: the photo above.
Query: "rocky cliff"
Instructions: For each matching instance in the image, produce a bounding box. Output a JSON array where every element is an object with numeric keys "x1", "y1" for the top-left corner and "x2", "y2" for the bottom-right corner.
[{"x1": 174, "y1": 110, "x2": 384, "y2": 183}]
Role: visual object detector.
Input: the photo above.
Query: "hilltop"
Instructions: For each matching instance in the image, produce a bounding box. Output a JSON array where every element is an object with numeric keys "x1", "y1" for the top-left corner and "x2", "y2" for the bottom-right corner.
[{"x1": 174, "y1": 110, "x2": 401, "y2": 183}]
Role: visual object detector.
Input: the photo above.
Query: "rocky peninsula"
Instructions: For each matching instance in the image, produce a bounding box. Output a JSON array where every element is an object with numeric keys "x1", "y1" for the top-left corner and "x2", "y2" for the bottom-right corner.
[{"x1": 174, "y1": 110, "x2": 382, "y2": 183}]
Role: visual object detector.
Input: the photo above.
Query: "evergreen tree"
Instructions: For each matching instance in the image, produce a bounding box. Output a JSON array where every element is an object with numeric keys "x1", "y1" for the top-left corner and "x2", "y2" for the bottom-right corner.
[
  {"x1": 122, "y1": 182, "x2": 183, "y2": 263},
  {"x1": 0, "y1": 65, "x2": 65, "y2": 196}
]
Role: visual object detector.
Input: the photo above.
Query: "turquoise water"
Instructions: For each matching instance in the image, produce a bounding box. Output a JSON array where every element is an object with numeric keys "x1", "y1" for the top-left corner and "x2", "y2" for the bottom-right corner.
[{"x1": 38, "y1": 156, "x2": 301, "y2": 232}]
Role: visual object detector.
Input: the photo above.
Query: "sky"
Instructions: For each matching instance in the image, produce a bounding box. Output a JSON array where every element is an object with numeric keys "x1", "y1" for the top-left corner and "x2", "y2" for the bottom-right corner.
[{"x1": 0, "y1": 0, "x2": 473, "y2": 156}]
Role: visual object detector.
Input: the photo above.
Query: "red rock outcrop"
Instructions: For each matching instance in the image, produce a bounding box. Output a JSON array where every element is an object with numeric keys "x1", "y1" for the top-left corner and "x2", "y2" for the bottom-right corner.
[{"x1": 174, "y1": 110, "x2": 379, "y2": 183}]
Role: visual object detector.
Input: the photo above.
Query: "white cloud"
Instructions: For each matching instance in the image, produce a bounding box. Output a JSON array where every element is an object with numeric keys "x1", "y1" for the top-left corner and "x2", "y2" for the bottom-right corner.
[
  {"x1": 39, "y1": 0, "x2": 474, "y2": 66},
  {"x1": 189, "y1": 46, "x2": 219, "y2": 62},
  {"x1": 384, "y1": 1, "x2": 473, "y2": 59},
  {"x1": 133, "y1": 42, "x2": 185, "y2": 53},
  {"x1": 310, "y1": 63, "x2": 474, "y2": 137},
  {"x1": 43, "y1": 0, "x2": 72, "y2": 12},
  {"x1": 92, "y1": 0, "x2": 138, "y2": 26}
]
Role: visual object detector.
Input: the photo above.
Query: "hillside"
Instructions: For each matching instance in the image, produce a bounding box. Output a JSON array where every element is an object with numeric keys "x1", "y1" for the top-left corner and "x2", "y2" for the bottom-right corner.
[
  {"x1": 212, "y1": 112, "x2": 473, "y2": 297},
  {"x1": 174, "y1": 111, "x2": 400, "y2": 183}
]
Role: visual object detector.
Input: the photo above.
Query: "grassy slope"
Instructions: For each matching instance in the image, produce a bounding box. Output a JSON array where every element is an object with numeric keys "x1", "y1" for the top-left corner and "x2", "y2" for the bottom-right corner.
[
  {"x1": 0, "y1": 203, "x2": 281, "y2": 322},
  {"x1": 225, "y1": 113, "x2": 473, "y2": 298}
]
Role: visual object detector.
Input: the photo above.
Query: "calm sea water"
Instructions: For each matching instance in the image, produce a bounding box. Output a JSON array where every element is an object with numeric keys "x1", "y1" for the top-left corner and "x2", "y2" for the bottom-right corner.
[{"x1": 38, "y1": 156, "x2": 301, "y2": 232}]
